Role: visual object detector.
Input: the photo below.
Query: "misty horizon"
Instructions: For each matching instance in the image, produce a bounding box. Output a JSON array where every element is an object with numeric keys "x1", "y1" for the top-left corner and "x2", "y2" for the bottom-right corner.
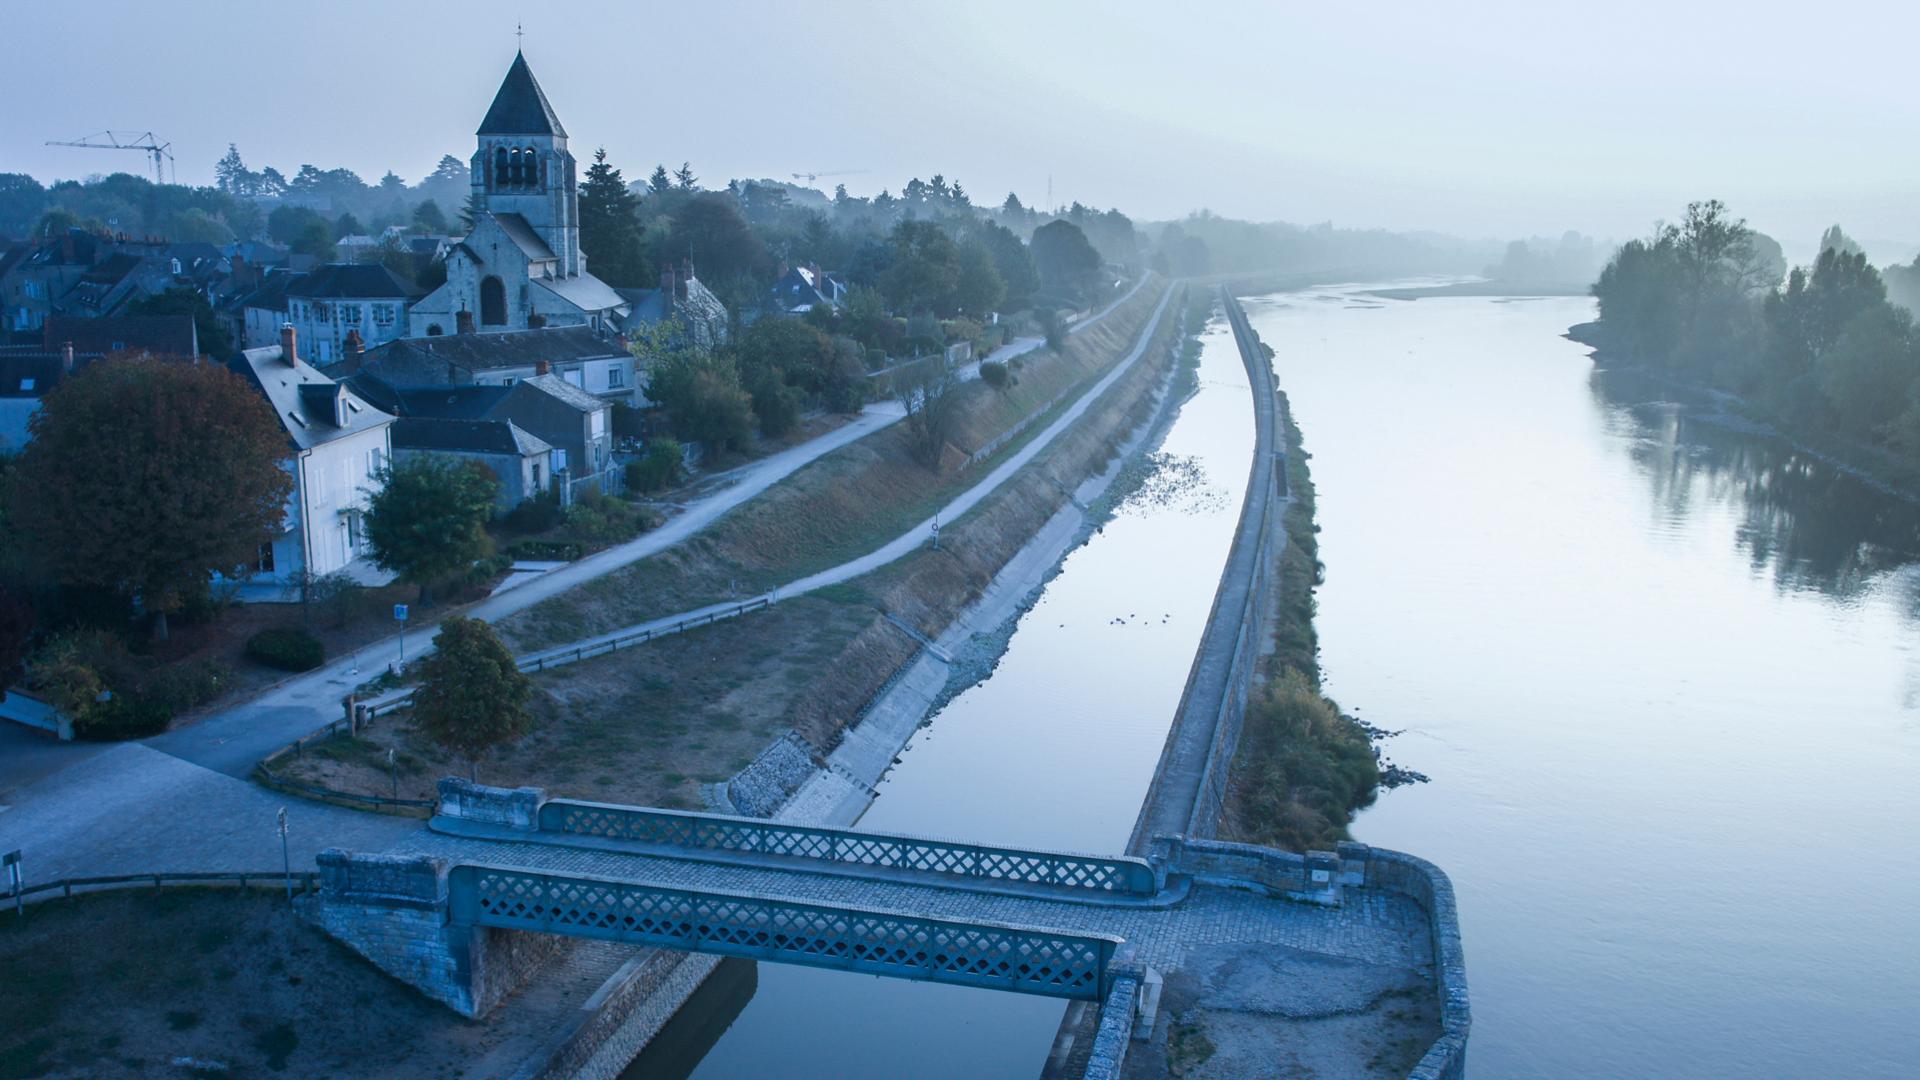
[{"x1": 4, "y1": 0, "x2": 1918, "y2": 263}]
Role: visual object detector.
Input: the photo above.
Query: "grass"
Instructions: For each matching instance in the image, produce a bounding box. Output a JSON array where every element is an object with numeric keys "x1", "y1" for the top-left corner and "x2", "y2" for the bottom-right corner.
[
  {"x1": 1220, "y1": 384, "x2": 1382, "y2": 852},
  {"x1": 276, "y1": 285, "x2": 1187, "y2": 812},
  {"x1": 0, "y1": 889, "x2": 491, "y2": 1079},
  {"x1": 493, "y1": 282, "x2": 1169, "y2": 653}
]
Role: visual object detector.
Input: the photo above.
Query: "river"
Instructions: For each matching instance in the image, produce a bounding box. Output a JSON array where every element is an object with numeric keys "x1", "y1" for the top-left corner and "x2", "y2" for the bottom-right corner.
[
  {"x1": 630, "y1": 302, "x2": 1257, "y2": 1078},
  {"x1": 1243, "y1": 285, "x2": 1920, "y2": 1079}
]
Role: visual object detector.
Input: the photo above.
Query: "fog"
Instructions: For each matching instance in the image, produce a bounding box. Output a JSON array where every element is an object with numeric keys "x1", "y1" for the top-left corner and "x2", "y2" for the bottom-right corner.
[{"x1": 4, "y1": 0, "x2": 1917, "y2": 253}]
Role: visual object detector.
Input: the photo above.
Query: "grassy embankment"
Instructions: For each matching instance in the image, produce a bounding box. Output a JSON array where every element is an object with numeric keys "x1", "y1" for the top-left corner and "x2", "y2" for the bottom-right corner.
[
  {"x1": 1220, "y1": 355, "x2": 1380, "y2": 853},
  {"x1": 279, "y1": 282, "x2": 1181, "y2": 809},
  {"x1": 0, "y1": 889, "x2": 539, "y2": 1079}
]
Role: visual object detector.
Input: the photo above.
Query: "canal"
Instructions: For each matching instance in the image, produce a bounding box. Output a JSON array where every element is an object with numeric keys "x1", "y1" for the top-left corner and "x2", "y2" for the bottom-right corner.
[
  {"x1": 630, "y1": 300, "x2": 1257, "y2": 1078},
  {"x1": 1244, "y1": 285, "x2": 1920, "y2": 1079}
]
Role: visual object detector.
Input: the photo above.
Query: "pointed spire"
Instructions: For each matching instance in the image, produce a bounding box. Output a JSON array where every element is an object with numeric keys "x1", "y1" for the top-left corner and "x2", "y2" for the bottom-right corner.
[{"x1": 477, "y1": 51, "x2": 567, "y2": 138}]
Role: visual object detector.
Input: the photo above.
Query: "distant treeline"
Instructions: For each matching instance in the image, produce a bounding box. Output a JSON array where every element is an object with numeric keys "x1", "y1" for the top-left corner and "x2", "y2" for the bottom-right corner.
[
  {"x1": 1587, "y1": 199, "x2": 1920, "y2": 477},
  {"x1": 1145, "y1": 210, "x2": 1495, "y2": 280}
]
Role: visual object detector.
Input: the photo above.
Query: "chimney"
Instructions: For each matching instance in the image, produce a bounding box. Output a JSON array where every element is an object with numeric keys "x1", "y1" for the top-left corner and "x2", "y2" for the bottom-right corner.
[
  {"x1": 456, "y1": 309, "x2": 476, "y2": 335},
  {"x1": 535, "y1": 359, "x2": 551, "y2": 376},
  {"x1": 61, "y1": 342, "x2": 75, "y2": 373},
  {"x1": 659, "y1": 262, "x2": 677, "y2": 306},
  {"x1": 344, "y1": 329, "x2": 365, "y2": 367},
  {"x1": 280, "y1": 323, "x2": 298, "y2": 365}
]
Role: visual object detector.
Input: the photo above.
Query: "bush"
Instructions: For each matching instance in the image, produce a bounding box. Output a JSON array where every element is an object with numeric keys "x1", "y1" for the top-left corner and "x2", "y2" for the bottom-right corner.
[
  {"x1": 506, "y1": 539, "x2": 583, "y2": 562},
  {"x1": 564, "y1": 490, "x2": 650, "y2": 545},
  {"x1": 865, "y1": 346, "x2": 887, "y2": 372},
  {"x1": 502, "y1": 491, "x2": 565, "y2": 533},
  {"x1": 979, "y1": 360, "x2": 1011, "y2": 390},
  {"x1": 244, "y1": 627, "x2": 325, "y2": 672},
  {"x1": 625, "y1": 439, "x2": 684, "y2": 494},
  {"x1": 72, "y1": 693, "x2": 172, "y2": 741},
  {"x1": 142, "y1": 657, "x2": 230, "y2": 713}
]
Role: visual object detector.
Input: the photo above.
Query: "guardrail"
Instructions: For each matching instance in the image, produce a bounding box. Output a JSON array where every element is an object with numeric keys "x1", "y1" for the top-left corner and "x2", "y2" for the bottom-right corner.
[
  {"x1": 517, "y1": 596, "x2": 772, "y2": 673},
  {"x1": 4, "y1": 870, "x2": 321, "y2": 913},
  {"x1": 538, "y1": 800, "x2": 1159, "y2": 897}
]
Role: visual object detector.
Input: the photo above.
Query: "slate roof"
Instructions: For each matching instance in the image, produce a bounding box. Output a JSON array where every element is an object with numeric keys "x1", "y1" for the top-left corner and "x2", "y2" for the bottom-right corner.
[
  {"x1": 286, "y1": 263, "x2": 424, "y2": 300},
  {"x1": 490, "y1": 212, "x2": 557, "y2": 262},
  {"x1": 477, "y1": 51, "x2": 567, "y2": 138},
  {"x1": 231, "y1": 343, "x2": 395, "y2": 452},
  {"x1": 42, "y1": 315, "x2": 198, "y2": 358},
  {"x1": 344, "y1": 375, "x2": 515, "y2": 420},
  {"x1": 0, "y1": 352, "x2": 100, "y2": 398},
  {"x1": 522, "y1": 372, "x2": 606, "y2": 412},
  {"x1": 355, "y1": 325, "x2": 626, "y2": 380},
  {"x1": 391, "y1": 416, "x2": 551, "y2": 456}
]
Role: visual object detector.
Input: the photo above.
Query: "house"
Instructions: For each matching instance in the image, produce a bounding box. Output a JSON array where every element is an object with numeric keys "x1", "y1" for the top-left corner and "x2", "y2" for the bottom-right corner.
[
  {"x1": 770, "y1": 263, "x2": 847, "y2": 314},
  {"x1": 0, "y1": 344, "x2": 96, "y2": 452},
  {"x1": 0, "y1": 317, "x2": 199, "y2": 450},
  {"x1": 389, "y1": 417, "x2": 554, "y2": 510},
  {"x1": 408, "y1": 52, "x2": 630, "y2": 338},
  {"x1": 228, "y1": 325, "x2": 396, "y2": 598},
  {"x1": 0, "y1": 230, "x2": 185, "y2": 334},
  {"x1": 618, "y1": 259, "x2": 731, "y2": 352},
  {"x1": 285, "y1": 263, "x2": 423, "y2": 366},
  {"x1": 348, "y1": 323, "x2": 639, "y2": 403},
  {"x1": 42, "y1": 314, "x2": 199, "y2": 360},
  {"x1": 347, "y1": 369, "x2": 615, "y2": 498}
]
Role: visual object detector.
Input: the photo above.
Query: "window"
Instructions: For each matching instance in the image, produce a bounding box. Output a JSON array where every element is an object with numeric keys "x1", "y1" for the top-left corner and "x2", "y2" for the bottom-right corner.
[
  {"x1": 257, "y1": 542, "x2": 275, "y2": 573},
  {"x1": 339, "y1": 302, "x2": 362, "y2": 325},
  {"x1": 608, "y1": 366, "x2": 625, "y2": 389},
  {"x1": 19, "y1": 378, "x2": 34, "y2": 391},
  {"x1": 480, "y1": 276, "x2": 507, "y2": 326},
  {"x1": 367, "y1": 447, "x2": 384, "y2": 477},
  {"x1": 426, "y1": 323, "x2": 444, "y2": 336},
  {"x1": 373, "y1": 303, "x2": 395, "y2": 328}
]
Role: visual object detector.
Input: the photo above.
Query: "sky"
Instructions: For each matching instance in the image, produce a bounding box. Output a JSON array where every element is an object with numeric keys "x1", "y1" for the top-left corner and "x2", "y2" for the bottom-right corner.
[{"x1": 5, "y1": 0, "x2": 1917, "y2": 261}]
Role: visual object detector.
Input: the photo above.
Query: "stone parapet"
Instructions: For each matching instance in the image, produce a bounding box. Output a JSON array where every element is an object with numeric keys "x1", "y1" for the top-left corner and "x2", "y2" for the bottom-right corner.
[{"x1": 437, "y1": 777, "x2": 546, "y2": 831}]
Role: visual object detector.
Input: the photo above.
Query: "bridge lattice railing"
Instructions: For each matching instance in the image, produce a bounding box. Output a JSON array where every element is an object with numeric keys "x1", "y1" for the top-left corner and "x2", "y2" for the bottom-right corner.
[
  {"x1": 537, "y1": 801, "x2": 1158, "y2": 897},
  {"x1": 448, "y1": 863, "x2": 1119, "y2": 999}
]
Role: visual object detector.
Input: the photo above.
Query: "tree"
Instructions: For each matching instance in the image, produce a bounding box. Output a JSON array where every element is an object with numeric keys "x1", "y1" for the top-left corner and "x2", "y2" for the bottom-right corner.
[
  {"x1": 893, "y1": 361, "x2": 962, "y2": 468},
  {"x1": 362, "y1": 457, "x2": 497, "y2": 604},
  {"x1": 978, "y1": 220, "x2": 1038, "y2": 310},
  {"x1": 14, "y1": 358, "x2": 293, "y2": 640},
  {"x1": 674, "y1": 162, "x2": 697, "y2": 191},
  {"x1": 127, "y1": 287, "x2": 233, "y2": 357},
  {"x1": 667, "y1": 192, "x2": 765, "y2": 283},
  {"x1": 877, "y1": 220, "x2": 960, "y2": 314},
  {"x1": 953, "y1": 238, "x2": 1006, "y2": 316},
  {"x1": 579, "y1": 148, "x2": 649, "y2": 287},
  {"x1": 649, "y1": 164, "x2": 673, "y2": 195},
  {"x1": 215, "y1": 144, "x2": 253, "y2": 196},
  {"x1": 268, "y1": 204, "x2": 327, "y2": 244},
  {"x1": 0, "y1": 172, "x2": 48, "y2": 236},
  {"x1": 162, "y1": 208, "x2": 234, "y2": 245},
  {"x1": 647, "y1": 349, "x2": 754, "y2": 450},
  {"x1": 333, "y1": 212, "x2": 364, "y2": 240},
  {"x1": 1031, "y1": 219, "x2": 1104, "y2": 303},
  {"x1": 411, "y1": 199, "x2": 449, "y2": 234},
  {"x1": 460, "y1": 191, "x2": 485, "y2": 233},
  {"x1": 410, "y1": 617, "x2": 531, "y2": 781},
  {"x1": 1819, "y1": 304, "x2": 1917, "y2": 434},
  {"x1": 1819, "y1": 225, "x2": 1864, "y2": 259}
]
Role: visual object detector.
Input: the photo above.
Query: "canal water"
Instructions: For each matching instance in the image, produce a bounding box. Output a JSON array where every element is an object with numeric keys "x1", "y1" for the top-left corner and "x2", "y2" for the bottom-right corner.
[
  {"x1": 635, "y1": 304, "x2": 1257, "y2": 1077},
  {"x1": 1244, "y1": 286, "x2": 1920, "y2": 1079}
]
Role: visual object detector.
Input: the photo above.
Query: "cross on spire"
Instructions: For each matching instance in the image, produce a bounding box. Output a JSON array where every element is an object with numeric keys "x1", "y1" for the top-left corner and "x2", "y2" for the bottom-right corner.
[{"x1": 515, "y1": 21, "x2": 523, "y2": 47}]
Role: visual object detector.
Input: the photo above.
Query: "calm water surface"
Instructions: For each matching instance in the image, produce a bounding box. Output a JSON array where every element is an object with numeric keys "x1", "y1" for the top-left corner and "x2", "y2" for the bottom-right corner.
[
  {"x1": 637, "y1": 306, "x2": 1256, "y2": 1078},
  {"x1": 1246, "y1": 286, "x2": 1920, "y2": 1079}
]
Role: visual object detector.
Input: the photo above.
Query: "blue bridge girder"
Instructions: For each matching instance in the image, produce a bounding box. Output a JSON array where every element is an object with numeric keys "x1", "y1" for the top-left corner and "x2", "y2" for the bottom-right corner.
[{"x1": 447, "y1": 862, "x2": 1122, "y2": 999}]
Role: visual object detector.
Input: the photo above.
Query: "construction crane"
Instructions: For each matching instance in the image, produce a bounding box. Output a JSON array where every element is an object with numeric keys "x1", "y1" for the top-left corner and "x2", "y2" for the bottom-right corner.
[
  {"x1": 791, "y1": 169, "x2": 867, "y2": 186},
  {"x1": 45, "y1": 131, "x2": 176, "y2": 185}
]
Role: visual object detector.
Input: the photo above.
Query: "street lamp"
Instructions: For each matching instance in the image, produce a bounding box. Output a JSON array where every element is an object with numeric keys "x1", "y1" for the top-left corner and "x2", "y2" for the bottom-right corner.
[{"x1": 276, "y1": 807, "x2": 291, "y2": 902}]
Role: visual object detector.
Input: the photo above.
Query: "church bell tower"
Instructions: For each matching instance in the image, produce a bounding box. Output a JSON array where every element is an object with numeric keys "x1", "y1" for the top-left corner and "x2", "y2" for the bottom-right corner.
[{"x1": 470, "y1": 51, "x2": 582, "y2": 278}]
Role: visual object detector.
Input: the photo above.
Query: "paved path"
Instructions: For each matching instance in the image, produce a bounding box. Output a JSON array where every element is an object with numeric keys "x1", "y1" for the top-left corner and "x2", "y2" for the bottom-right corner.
[
  {"x1": 519, "y1": 285, "x2": 1173, "y2": 670},
  {"x1": 0, "y1": 279, "x2": 1156, "y2": 878}
]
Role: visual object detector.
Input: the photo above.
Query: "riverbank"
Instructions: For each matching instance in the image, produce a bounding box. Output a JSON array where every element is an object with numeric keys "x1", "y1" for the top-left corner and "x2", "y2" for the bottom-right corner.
[{"x1": 1568, "y1": 318, "x2": 1920, "y2": 504}]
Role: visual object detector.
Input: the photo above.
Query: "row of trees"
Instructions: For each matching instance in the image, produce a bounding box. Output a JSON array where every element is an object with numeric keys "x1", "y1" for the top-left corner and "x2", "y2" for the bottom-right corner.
[{"x1": 1590, "y1": 200, "x2": 1920, "y2": 468}]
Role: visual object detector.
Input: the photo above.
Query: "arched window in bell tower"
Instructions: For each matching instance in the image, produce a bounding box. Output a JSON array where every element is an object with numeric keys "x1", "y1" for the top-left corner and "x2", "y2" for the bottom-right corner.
[{"x1": 494, "y1": 146, "x2": 509, "y2": 190}]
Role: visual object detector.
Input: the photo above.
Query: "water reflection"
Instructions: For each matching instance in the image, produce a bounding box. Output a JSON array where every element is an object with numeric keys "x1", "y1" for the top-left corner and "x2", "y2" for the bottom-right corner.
[{"x1": 1590, "y1": 366, "x2": 1920, "y2": 598}]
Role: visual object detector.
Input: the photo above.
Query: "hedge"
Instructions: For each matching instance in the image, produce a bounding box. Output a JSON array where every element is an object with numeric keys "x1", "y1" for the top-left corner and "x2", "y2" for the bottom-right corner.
[{"x1": 245, "y1": 627, "x2": 326, "y2": 672}]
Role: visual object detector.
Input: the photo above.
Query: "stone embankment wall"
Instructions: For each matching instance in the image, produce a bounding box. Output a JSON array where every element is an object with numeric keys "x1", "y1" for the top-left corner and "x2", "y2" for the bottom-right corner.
[{"x1": 1086, "y1": 290, "x2": 1469, "y2": 1080}]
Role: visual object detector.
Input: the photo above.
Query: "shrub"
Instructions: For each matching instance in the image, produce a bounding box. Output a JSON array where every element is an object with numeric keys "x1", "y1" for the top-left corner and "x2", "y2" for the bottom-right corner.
[
  {"x1": 244, "y1": 627, "x2": 325, "y2": 672},
  {"x1": 506, "y1": 539, "x2": 582, "y2": 562},
  {"x1": 624, "y1": 439, "x2": 684, "y2": 494},
  {"x1": 71, "y1": 693, "x2": 171, "y2": 740},
  {"x1": 864, "y1": 346, "x2": 887, "y2": 372},
  {"x1": 502, "y1": 491, "x2": 564, "y2": 533},
  {"x1": 746, "y1": 367, "x2": 801, "y2": 437},
  {"x1": 978, "y1": 360, "x2": 1011, "y2": 390},
  {"x1": 564, "y1": 491, "x2": 648, "y2": 545},
  {"x1": 142, "y1": 657, "x2": 230, "y2": 713}
]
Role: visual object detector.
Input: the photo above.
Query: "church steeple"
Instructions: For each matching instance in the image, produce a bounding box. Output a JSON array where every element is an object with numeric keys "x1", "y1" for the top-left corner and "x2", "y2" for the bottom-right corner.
[
  {"x1": 477, "y1": 51, "x2": 567, "y2": 138},
  {"x1": 470, "y1": 51, "x2": 581, "y2": 277}
]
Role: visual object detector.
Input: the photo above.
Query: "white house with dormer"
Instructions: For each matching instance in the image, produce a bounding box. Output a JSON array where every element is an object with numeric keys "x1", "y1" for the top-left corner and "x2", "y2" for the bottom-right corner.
[
  {"x1": 408, "y1": 52, "x2": 629, "y2": 339},
  {"x1": 228, "y1": 325, "x2": 396, "y2": 599}
]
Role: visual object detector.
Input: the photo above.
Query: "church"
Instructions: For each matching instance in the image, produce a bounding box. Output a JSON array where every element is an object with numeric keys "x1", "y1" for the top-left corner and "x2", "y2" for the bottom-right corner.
[{"x1": 408, "y1": 52, "x2": 629, "y2": 338}]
